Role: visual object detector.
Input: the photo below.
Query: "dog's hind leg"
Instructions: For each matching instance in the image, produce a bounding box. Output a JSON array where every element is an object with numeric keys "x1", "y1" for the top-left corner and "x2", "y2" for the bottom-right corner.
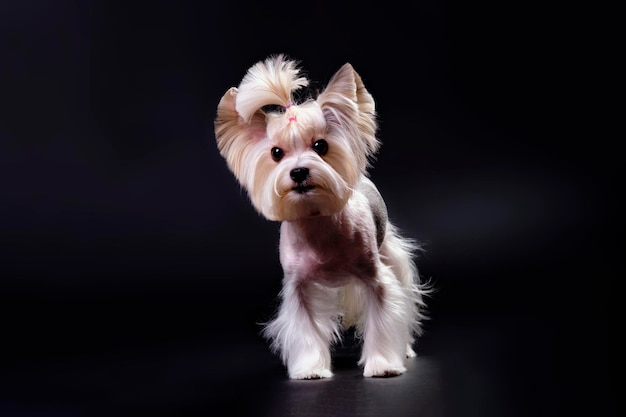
[{"x1": 359, "y1": 263, "x2": 413, "y2": 377}]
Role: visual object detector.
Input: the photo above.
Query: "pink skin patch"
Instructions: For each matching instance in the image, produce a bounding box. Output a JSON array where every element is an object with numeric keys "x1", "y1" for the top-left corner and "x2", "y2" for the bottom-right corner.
[{"x1": 279, "y1": 206, "x2": 379, "y2": 288}]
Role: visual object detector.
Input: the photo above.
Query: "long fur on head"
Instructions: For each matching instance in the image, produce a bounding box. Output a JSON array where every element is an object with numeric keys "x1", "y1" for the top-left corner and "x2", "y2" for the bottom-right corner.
[{"x1": 214, "y1": 54, "x2": 381, "y2": 221}]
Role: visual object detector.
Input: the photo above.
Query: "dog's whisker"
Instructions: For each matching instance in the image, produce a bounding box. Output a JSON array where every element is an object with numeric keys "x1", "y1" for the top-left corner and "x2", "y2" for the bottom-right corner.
[{"x1": 273, "y1": 180, "x2": 282, "y2": 198}]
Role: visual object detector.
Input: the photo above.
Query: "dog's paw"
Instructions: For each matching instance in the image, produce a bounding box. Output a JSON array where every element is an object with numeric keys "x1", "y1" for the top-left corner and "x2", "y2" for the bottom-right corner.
[
  {"x1": 406, "y1": 345, "x2": 417, "y2": 358},
  {"x1": 289, "y1": 368, "x2": 333, "y2": 380},
  {"x1": 363, "y1": 356, "x2": 407, "y2": 378}
]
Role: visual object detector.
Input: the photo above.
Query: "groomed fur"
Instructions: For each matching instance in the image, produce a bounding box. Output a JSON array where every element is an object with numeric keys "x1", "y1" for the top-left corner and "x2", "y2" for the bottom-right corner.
[{"x1": 215, "y1": 54, "x2": 430, "y2": 379}]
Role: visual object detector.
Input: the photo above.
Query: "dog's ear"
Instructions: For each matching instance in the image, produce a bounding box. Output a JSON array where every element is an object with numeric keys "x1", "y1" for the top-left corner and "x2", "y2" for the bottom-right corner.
[
  {"x1": 352, "y1": 68, "x2": 376, "y2": 119},
  {"x1": 214, "y1": 87, "x2": 267, "y2": 178},
  {"x1": 318, "y1": 63, "x2": 375, "y2": 115},
  {"x1": 318, "y1": 63, "x2": 359, "y2": 105},
  {"x1": 318, "y1": 63, "x2": 380, "y2": 160}
]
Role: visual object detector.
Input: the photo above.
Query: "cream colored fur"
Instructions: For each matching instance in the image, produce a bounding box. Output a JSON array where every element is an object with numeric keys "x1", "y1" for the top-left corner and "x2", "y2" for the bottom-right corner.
[{"x1": 215, "y1": 54, "x2": 429, "y2": 379}]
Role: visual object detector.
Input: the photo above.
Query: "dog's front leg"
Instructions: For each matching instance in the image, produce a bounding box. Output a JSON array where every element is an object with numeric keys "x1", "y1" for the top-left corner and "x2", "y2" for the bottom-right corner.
[{"x1": 264, "y1": 278, "x2": 339, "y2": 379}]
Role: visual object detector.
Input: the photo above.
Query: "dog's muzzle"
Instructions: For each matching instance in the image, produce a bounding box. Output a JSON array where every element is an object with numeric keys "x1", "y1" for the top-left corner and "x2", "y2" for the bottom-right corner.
[{"x1": 290, "y1": 167, "x2": 314, "y2": 193}]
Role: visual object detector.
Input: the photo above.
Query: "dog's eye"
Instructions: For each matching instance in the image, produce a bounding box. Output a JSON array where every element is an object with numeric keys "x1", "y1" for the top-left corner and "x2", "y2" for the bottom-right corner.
[
  {"x1": 271, "y1": 147, "x2": 284, "y2": 162},
  {"x1": 312, "y1": 139, "x2": 328, "y2": 156}
]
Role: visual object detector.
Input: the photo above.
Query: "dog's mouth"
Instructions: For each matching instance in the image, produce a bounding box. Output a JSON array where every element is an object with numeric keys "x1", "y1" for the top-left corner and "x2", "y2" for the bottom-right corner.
[{"x1": 292, "y1": 184, "x2": 315, "y2": 194}]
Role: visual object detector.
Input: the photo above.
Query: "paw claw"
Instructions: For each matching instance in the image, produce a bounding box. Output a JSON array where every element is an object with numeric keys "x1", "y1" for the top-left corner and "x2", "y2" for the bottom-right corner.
[{"x1": 372, "y1": 369, "x2": 404, "y2": 378}]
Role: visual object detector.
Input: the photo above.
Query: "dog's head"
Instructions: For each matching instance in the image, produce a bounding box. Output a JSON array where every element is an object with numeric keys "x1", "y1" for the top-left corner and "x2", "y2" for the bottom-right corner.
[{"x1": 214, "y1": 54, "x2": 380, "y2": 221}]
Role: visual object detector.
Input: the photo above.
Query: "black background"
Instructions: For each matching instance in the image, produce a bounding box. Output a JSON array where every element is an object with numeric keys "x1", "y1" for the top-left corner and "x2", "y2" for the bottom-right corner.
[{"x1": 1, "y1": 1, "x2": 616, "y2": 416}]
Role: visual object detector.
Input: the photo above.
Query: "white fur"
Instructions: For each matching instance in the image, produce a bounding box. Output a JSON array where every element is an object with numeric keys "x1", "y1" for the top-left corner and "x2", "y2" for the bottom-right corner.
[{"x1": 215, "y1": 54, "x2": 430, "y2": 379}]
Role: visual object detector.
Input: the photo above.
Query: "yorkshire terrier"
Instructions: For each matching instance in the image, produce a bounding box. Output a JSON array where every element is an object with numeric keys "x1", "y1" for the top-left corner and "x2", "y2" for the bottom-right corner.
[{"x1": 214, "y1": 54, "x2": 429, "y2": 379}]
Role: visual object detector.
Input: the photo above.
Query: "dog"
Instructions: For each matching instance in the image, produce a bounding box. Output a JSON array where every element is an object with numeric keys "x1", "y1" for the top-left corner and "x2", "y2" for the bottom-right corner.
[{"x1": 214, "y1": 54, "x2": 429, "y2": 379}]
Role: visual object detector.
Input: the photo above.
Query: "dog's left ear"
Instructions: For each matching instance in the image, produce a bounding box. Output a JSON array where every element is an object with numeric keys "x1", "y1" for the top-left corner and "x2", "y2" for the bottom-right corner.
[{"x1": 318, "y1": 63, "x2": 380, "y2": 160}]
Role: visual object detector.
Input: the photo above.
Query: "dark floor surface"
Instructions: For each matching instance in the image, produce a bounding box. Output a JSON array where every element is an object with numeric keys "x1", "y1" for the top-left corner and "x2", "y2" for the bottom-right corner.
[{"x1": 0, "y1": 300, "x2": 615, "y2": 417}]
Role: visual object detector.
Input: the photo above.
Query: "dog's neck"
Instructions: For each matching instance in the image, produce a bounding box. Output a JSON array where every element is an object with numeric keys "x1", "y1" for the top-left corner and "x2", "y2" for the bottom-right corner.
[
  {"x1": 281, "y1": 211, "x2": 352, "y2": 246},
  {"x1": 283, "y1": 212, "x2": 344, "y2": 235}
]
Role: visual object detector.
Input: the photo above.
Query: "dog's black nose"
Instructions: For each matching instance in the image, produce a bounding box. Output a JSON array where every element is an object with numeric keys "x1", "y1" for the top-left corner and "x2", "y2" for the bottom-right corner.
[{"x1": 290, "y1": 167, "x2": 309, "y2": 183}]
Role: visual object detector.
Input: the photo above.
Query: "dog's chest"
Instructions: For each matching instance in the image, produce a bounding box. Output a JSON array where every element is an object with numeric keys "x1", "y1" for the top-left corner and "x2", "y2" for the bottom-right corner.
[{"x1": 279, "y1": 215, "x2": 378, "y2": 284}]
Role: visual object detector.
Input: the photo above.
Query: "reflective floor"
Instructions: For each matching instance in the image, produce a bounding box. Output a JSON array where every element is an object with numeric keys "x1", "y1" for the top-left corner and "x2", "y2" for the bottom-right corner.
[{"x1": 0, "y1": 305, "x2": 614, "y2": 417}]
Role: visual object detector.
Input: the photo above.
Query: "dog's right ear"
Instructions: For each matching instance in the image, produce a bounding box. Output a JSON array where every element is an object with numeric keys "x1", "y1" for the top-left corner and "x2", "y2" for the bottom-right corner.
[{"x1": 214, "y1": 87, "x2": 267, "y2": 178}]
